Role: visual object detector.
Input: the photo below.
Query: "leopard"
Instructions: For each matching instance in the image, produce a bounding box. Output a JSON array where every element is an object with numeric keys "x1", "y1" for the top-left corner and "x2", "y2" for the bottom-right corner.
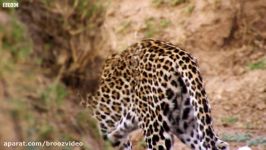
[{"x1": 82, "y1": 39, "x2": 229, "y2": 150}]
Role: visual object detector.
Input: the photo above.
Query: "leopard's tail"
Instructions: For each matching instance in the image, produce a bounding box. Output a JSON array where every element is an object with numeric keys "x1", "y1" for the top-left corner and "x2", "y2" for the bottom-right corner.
[{"x1": 176, "y1": 52, "x2": 229, "y2": 149}]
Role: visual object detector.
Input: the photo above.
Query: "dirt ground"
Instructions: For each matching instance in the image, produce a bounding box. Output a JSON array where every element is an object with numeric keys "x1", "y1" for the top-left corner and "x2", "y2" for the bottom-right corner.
[{"x1": 0, "y1": 0, "x2": 266, "y2": 150}]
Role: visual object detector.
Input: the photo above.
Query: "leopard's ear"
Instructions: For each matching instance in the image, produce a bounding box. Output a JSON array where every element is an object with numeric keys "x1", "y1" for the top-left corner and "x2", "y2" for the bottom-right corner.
[{"x1": 216, "y1": 139, "x2": 229, "y2": 150}]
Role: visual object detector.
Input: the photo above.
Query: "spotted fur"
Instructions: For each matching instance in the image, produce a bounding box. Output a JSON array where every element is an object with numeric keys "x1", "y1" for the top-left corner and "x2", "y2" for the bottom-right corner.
[{"x1": 83, "y1": 39, "x2": 229, "y2": 150}]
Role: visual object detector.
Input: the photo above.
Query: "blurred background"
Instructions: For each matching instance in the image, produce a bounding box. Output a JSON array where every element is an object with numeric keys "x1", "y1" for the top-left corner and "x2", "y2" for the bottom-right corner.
[{"x1": 0, "y1": 0, "x2": 265, "y2": 150}]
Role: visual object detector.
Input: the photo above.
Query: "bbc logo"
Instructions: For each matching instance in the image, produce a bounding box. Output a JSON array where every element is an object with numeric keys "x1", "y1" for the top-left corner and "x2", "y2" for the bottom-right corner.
[{"x1": 2, "y1": 2, "x2": 19, "y2": 8}]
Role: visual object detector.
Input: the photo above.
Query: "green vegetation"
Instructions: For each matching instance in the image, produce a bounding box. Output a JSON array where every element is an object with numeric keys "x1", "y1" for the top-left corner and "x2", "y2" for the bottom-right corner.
[
  {"x1": 244, "y1": 122, "x2": 253, "y2": 129},
  {"x1": 40, "y1": 82, "x2": 68, "y2": 108},
  {"x1": 135, "y1": 139, "x2": 147, "y2": 149},
  {"x1": 247, "y1": 137, "x2": 266, "y2": 146},
  {"x1": 144, "y1": 17, "x2": 171, "y2": 38},
  {"x1": 159, "y1": 18, "x2": 171, "y2": 28},
  {"x1": 222, "y1": 133, "x2": 266, "y2": 147},
  {"x1": 116, "y1": 20, "x2": 132, "y2": 34},
  {"x1": 152, "y1": 0, "x2": 165, "y2": 7},
  {"x1": 152, "y1": 0, "x2": 187, "y2": 7},
  {"x1": 144, "y1": 18, "x2": 158, "y2": 38},
  {"x1": 76, "y1": 110, "x2": 100, "y2": 140},
  {"x1": 248, "y1": 59, "x2": 266, "y2": 70},
  {"x1": 0, "y1": 11, "x2": 32, "y2": 77},
  {"x1": 0, "y1": 17, "x2": 32, "y2": 62},
  {"x1": 184, "y1": 4, "x2": 195, "y2": 14},
  {"x1": 170, "y1": 0, "x2": 187, "y2": 5},
  {"x1": 221, "y1": 116, "x2": 238, "y2": 126},
  {"x1": 152, "y1": 0, "x2": 194, "y2": 15},
  {"x1": 222, "y1": 133, "x2": 251, "y2": 142}
]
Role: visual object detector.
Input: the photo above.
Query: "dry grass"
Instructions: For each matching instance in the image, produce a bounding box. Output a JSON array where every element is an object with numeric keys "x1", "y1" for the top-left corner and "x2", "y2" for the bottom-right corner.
[
  {"x1": 17, "y1": 0, "x2": 109, "y2": 95},
  {"x1": 0, "y1": 1, "x2": 109, "y2": 149}
]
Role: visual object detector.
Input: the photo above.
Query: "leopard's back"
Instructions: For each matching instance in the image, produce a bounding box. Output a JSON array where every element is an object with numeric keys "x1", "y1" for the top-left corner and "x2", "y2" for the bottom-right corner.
[{"x1": 85, "y1": 39, "x2": 229, "y2": 150}]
